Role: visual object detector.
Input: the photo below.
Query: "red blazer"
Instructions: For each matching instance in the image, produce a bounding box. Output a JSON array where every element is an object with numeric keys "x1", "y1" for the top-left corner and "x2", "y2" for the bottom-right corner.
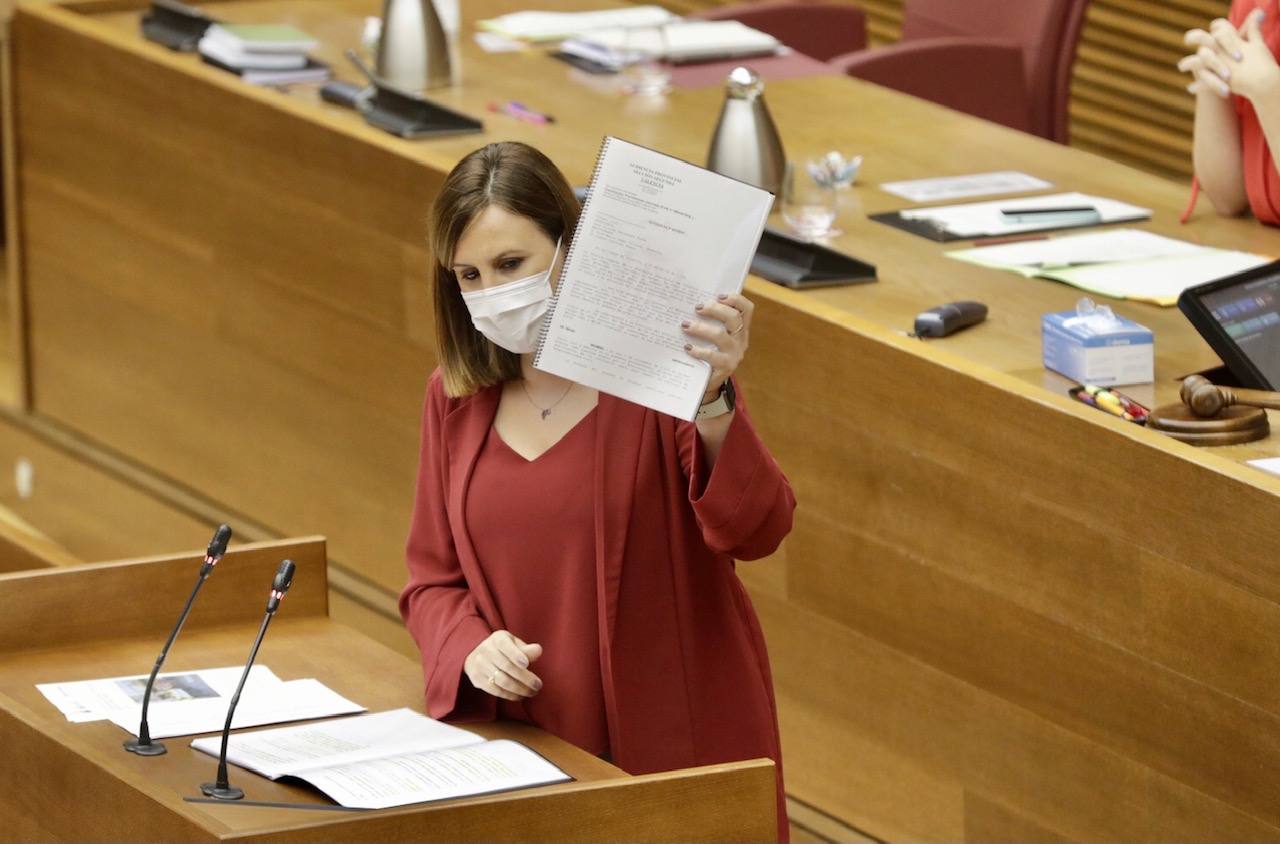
[
  {"x1": 1185, "y1": 0, "x2": 1280, "y2": 225},
  {"x1": 400, "y1": 370, "x2": 796, "y2": 838},
  {"x1": 1231, "y1": 0, "x2": 1280, "y2": 225}
]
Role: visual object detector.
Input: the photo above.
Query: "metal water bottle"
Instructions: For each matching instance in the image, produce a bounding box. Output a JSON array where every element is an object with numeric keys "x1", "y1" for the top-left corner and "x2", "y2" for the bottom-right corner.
[
  {"x1": 706, "y1": 66, "x2": 786, "y2": 195},
  {"x1": 376, "y1": 0, "x2": 452, "y2": 90}
]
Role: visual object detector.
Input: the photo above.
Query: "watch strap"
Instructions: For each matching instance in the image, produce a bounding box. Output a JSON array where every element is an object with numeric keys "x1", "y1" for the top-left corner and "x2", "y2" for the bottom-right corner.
[{"x1": 695, "y1": 380, "x2": 735, "y2": 420}]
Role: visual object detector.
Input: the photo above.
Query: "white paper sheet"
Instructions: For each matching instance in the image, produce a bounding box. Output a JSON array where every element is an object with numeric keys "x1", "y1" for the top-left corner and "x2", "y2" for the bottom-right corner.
[
  {"x1": 562, "y1": 21, "x2": 779, "y2": 64},
  {"x1": 1248, "y1": 457, "x2": 1280, "y2": 476},
  {"x1": 1047, "y1": 250, "x2": 1270, "y2": 306},
  {"x1": 302, "y1": 740, "x2": 572, "y2": 810},
  {"x1": 947, "y1": 229, "x2": 1213, "y2": 271},
  {"x1": 880, "y1": 171, "x2": 1052, "y2": 203},
  {"x1": 37, "y1": 666, "x2": 279, "y2": 723},
  {"x1": 192, "y1": 708, "x2": 479, "y2": 778},
  {"x1": 108, "y1": 677, "x2": 366, "y2": 739},
  {"x1": 191, "y1": 708, "x2": 571, "y2": 809},
  {"x1": 946, "y1": 228, "x2": 1269, "y2": 305},
  {"x1": 477, "y1": 5, "x2": 676, "y2": 42},
  {"x1": 533, "y1": 137, "x2": 772, "y2": 420},
  {"x1": 899, "y1": 192, "x2": 1150, "y2": 238}
]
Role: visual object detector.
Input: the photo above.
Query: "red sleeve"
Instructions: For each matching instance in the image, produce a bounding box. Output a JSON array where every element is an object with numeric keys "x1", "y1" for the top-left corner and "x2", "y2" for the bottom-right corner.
[
  {"x1": 676, "y1": 378, "x2": 796, "y2": 560},
  {"x1": 1229, "y1": 0, "x2": 1253, "y2": 27},
  {"x1": 399, "y1": 371, "x2": 497, "y2": 722}
]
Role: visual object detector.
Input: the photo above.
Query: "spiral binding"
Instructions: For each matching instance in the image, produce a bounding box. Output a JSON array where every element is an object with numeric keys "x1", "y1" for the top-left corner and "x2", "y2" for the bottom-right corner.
[{"x1": 533, "y1": 135, "x2": 614, "y2": 368}]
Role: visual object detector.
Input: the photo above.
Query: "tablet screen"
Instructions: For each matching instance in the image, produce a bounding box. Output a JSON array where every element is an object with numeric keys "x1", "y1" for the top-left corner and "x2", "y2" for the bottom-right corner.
[{"x1": 1197, "y1": 271, "x2": 1280, "y2": 386}]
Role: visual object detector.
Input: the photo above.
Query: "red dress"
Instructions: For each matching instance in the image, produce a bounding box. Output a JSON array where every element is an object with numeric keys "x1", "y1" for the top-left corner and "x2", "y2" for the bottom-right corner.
[
  {"x1": 1185, "y1": 0, "x2": 1280, "y2": 224},
  {"x1": 464, "y1": 409, "x2": 610, "y2": 757},
  {"x1": 1232, "y1": 0, "x2": 1280, "y2": 223},
  {"x1": 400, "y1": 370, "x2": 796, "y2": 841}
]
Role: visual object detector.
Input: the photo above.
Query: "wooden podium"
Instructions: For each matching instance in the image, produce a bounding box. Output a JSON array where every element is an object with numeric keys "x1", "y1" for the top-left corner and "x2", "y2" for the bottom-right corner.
[{"x1": 0, "y1": 538, "x2": 776, "y2": 842}]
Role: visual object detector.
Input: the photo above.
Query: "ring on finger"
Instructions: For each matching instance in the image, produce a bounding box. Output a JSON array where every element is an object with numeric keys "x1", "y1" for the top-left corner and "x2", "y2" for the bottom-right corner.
[
  {"x1": 729, "y1": 322, "x2": 745, "y2": 336},
  {"x1": 489, "y1": 670, "x2": 500, "y2": 687}
]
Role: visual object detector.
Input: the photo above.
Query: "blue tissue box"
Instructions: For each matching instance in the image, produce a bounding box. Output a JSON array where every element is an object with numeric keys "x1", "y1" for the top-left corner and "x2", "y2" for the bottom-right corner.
[{"x1": 1041, "y1": 310, "x2": 1153, "y2": 386}]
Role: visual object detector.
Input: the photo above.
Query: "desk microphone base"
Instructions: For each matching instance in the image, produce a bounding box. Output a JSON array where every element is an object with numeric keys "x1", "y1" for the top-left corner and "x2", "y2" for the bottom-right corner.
[
  {"x1": 200, "y1": 782, "x2": 245, "y2": 800},
  {"x1": 123, "y1": 737, "x2": 167, "y2": 756}
]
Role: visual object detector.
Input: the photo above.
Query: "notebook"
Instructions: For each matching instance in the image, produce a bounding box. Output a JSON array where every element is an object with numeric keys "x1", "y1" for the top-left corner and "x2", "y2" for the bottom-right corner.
[
  {"x1": 533, "y1": 137, "x2": 772, "y2": 420},
  {"x1": 873, "y1": 192, "x2": 1150, "y2": 241},
  {"x1": 191, "y1": 708, "x2": 571, "y2": 810},
  {"x1": 947, "y1": 229, "x2": 1269, "y2": 305},
  {"x1": 202, "y1": 23, "x2": 318, "y2": 53},
  {"x1": 200, "y1": 53, "x2": 331, "y2": 86}
]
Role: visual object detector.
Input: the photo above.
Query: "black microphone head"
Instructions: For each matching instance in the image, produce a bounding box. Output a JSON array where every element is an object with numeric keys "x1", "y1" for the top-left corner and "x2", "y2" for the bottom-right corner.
[
  {"x1": 206, "y1": 524, "x2": 232, "y2": 560},
  {"x1": 272, "y1": 559, "x2": 296, "y2": 594}
]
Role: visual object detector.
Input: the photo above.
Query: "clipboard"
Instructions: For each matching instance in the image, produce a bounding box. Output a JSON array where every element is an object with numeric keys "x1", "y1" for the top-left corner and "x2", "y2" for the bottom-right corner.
[{"x1": 871, "y1": 192, "x2": 1151, "y2": 242}]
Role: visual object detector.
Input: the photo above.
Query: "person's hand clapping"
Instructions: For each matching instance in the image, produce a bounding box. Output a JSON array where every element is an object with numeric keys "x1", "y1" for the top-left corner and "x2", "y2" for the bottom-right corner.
[
  {"x1": 682, "y1": 293, "x2": 753, "y2": 405},
  {"x1": 464, "y1": 630, "x2": 543, "y2": 701}
]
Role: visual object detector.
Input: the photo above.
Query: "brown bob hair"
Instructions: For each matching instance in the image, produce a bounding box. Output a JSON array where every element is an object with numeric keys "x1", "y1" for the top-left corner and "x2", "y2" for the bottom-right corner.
[{"x1": 428, "y1": 142, "x2": 580, "y2": 397}]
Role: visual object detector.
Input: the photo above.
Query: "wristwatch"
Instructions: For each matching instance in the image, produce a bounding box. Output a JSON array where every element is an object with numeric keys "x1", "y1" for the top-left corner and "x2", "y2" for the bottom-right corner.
[{"x1": 695, "y1": 379, "x2": 736, "y2": 420}]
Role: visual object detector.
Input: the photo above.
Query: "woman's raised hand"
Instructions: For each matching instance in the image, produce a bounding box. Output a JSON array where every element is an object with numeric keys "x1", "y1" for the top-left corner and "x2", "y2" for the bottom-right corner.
[
  {"x1": 682, "y1": 292, "x2": 754, "y2": 404},
  {"x1": 464, "y1": 630, "x2": 543, "y2": 701}
]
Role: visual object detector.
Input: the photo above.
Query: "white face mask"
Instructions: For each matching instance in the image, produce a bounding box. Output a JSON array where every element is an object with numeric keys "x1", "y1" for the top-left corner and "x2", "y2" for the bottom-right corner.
[{"x1": 459, "y1": 239, "x2": 561, "y2": 354}]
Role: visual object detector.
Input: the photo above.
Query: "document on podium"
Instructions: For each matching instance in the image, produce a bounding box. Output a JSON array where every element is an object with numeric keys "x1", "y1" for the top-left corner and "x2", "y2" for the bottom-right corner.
[
  {"x1": 38, "y1": 665, "x2": 282, "y2": 723},
  {"x1": 533, "y1": 136, "x2": 772, "y2": 420},
  {"x1": 191, "y1": 708, "x2": 573, "y2": 810},
  {"x1": 38, "y1": 665, "x2": 365, "y2": 737},
  {"x1": 108, "y1": 677, "x2": 365, "y2": 739}
]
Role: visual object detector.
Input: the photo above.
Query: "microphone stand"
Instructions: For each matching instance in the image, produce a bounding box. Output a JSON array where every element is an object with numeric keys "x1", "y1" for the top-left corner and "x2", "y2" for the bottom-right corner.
[
  {"x1": 201, "y1": 559, "x2": 295, "y2": 800},
  {"x1": 124, "y1": 524, "x2": 232, "y2": 756}
]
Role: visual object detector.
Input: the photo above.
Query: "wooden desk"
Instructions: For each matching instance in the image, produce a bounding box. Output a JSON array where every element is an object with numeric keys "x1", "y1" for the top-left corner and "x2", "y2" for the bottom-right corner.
[
  {"x1": 0, "y1": 538, "x2": 776, "y2": 842},
  {"x1": 10, "y1": 0, "x2": 1280, "y2": 839}
]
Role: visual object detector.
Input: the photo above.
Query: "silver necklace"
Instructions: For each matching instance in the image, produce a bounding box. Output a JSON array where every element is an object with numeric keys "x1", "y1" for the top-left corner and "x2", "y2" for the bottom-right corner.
[{"x1": 520, "y1": 379, "x2": 574, "y2": 420}]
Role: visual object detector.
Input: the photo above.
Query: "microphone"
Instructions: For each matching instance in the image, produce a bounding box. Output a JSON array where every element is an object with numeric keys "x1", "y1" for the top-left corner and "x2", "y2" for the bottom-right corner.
[
  {"x1": 201, "y1": 559, "x2": 296, "y2": 800},
  {"x1": 124, "y1": 524, "x2": 233, "y2": 757}
]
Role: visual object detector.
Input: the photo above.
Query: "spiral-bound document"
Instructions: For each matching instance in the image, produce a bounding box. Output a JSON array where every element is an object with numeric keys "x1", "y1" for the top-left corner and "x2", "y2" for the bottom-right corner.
[{"x1": 534, "y1": 137, "x2": 772, "y2": 420}]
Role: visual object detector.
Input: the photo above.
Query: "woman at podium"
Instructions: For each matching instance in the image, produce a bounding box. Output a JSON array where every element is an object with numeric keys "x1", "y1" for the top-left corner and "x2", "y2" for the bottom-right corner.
[{"x1": 399, "y1": 141, "x2": 795, "y2": 839}]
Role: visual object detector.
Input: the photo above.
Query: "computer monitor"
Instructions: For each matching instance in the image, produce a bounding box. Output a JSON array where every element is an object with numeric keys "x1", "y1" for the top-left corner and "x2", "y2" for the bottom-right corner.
[{"x1": 1179, "y1": 259, "x2": 1280, "y2": 390}]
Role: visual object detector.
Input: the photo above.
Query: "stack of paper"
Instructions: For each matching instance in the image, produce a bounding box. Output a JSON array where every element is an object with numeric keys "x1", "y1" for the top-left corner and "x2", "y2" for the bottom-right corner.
[
  {"x1": 900, "y1": 192, "x2": 1150, "y2": 239},
  {"x1": 192, "y1": 709, "x2": 572, "y2": 809},
  {"x1": 947, "y1": 228, "x2": 1270, "y2": 306},
  {"x1": 198, "y1": 23, "x2": 330, "y2": 85},
  {"x1": 879, "y1": 171, "x2": 1052, "y2": 203},
  {"x1": 37, "y1": 665, "x2": 365, "y2": 738},
  {"x1": 478, "y1": 5, "x2": 677, "y2": 42},
  {"x1": 560, "y1": 21, "x2": 780, "y2": 68}
]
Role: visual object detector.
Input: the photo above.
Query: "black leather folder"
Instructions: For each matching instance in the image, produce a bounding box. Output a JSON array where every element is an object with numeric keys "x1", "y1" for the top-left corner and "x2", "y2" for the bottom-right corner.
[{"x1": 750, "y1": 227, "x2": 876, "y2": 288}]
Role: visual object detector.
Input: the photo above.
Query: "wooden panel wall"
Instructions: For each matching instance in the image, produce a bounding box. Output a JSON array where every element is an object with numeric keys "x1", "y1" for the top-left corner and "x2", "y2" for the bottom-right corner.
[
  {"x1": 735, "y1": 296, "x2": 1280, "y2": 842},
  {"x1": 1073, "y1": 0, "x2": 1228, "y2": 178},
  {"x1": 676, "y1": 0, "x2": 1232, "y2": 180}
]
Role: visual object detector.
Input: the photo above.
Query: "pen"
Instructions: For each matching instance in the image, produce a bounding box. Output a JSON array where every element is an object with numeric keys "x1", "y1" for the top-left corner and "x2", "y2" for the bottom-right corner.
[
  {"x1": 1000, "y1": 206, "x2": 1096, "y2": 216},
  {"x1": 486, "y1": 101, "x2": 555, "y2": 125},
  {"x1": 509, "y1": 101, "x2": 556, "y2": 124},
  {"x1": 971, "y1": 233, "x2": 1051, "y2": 247},
  {"x1": 1071, "y1": 385, "x2": 1149, "y2": 424}
]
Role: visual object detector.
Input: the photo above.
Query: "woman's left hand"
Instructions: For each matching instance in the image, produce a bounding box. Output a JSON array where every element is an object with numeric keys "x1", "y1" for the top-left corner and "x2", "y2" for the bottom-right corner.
[
  {"x1": 1212, "y1": 10, "x2": 1280, "y2": 102},
  {"x1": 682, "y1": 293, "x2": 753, "y2": 404}
]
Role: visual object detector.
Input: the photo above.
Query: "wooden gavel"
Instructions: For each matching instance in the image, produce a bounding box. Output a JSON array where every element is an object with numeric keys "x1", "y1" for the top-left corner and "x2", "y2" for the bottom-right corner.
[{"x1": 1181, "y1": 374, "x2": 1280, "y2": 417}]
